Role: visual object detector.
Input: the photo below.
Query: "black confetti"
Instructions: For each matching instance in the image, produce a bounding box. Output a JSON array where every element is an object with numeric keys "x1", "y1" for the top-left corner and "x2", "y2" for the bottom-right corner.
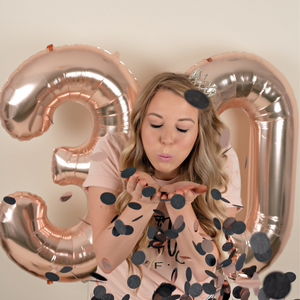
[
  {"x1": 167, "y1": 296, "x2": 180, "y2": 300},
  {"x1": 184, "y1": 281, "x2": 190, "y2": 295},
  {"x1": 128, "y1": 202, "x2": 142, "y2": 210},
  {"x1": 220, "y1": 258, "x2": 232, "y2": 268},
  {"x1": 171, "y1": 268, "x2": 178, "y2": 283},
  {"x1": 45, "y1": 272, "x2": 59, "y2": 281},
  {"x1": 213, "y1": 218, "x2": 221, "y2": 230},
  {"x1": 125, "y1": 225, "x2": 134, "y2": 235},
  {"x1": 258, "y1": 288, "x2": 269, "y2": 300},
  {"x1": 263, "y1": 272, "x2": 291, "y2": 299},
  {"x1": 121, "y1": 167, "x2": 136, "y2": 178},
  {"x1": 111, "y1": 215, "x2": 118, "y2": 223},
  {"x1": 193, "y1": 241, "x2": 206, "y2": 255},
  {"x1": 60, "y1": 266, "x2": 73, "y2": 273},
  {"x1": 250, "y1": 232, "x2": 270, "y2": 254},
  {"x1": 121, "y1": 295, "x2": 130, "y2": 300},
  {"x1": 232, "y1": 221, "x2": 246, "y2": 234},
  {"x1": 100, "y1": 192, "x2": 116, "y2": 205},
  {"x1": 173, "y1": 221, "x2": 185, "y2": 233},
  {"x1": 285, "y1": 272, "x2": 296, "y2": 283},
  {"x1": 211, "y1": 189, "x2": 221, "y2": 200},
  {"x1": 203, "y1": 283, "x2": 216, "y2": 295},
  {"x1": 254, "y1": 247, "x2": 272, "y2": 262},
  {"x1": 90, "y1": 272, "x2": 107, "y2": 281},
  {"x1": 221, "y1": 197, "x2": 230, "y2": 203},
  {"x1": 222, "y1": 242, "x2": 233, "y2": 252},
  {"x1": 132, "y1": 215, "x2": 143, "y2": 222},
  {"x1": 205, "y1": 270, "x2": 217, "y2": 279},
  {"x1": 142, "y1": 186, "x2": 156, "y2": 197},
  {"x1": 156, "y1": 283, "x2": 176, "y2": 297},
  {"x1": 115, "y1": 219, "x2": 127, "y2": 235},
  {"x1": 233, "y1": 286, "x2": 243, "y2": 299},
  {"x1": 3, "y1": 196, "x2": 16, "y2": 205},
  {"x1": 147, "y1": 225, "x2": 157, "y2": 239},
  {"x1": 242, "y1": 265, "x2": 257, "y2": 278},
  {"x1": 229, "y1": 248, "x2": 236, "y2": 259},
  {"x1": 112, "y1": 226, "x2": 120, "y2": 237},
  {"x1": 165, "y1": 229, "x2": 178, "y2": 239},
  {"x1": 184, "y1": 89, "x2": 210, "y2": 109},
  {"x1": 170, "y1": 194, "x2": 185, "y2": 209},
  {"x1": 132, "y1": 251, "x2": 146, "y2": 265},
  {"x1": 102, "y1": 294, "x2": 114, "y2": 300},
  {"x1": 223, "y1": 217, "x2": 236, "y2": 229},
  {"x1": 94, "y1": 285, "x2": 106, "y2": 299},
  {"x1": 186, "y1": 267, "x2": 192, "y2": 281},
  {"x1": 205, "y1": 254, "x2": 216, "y2": 267},
  {"x1": 153, "y1": 209, "x2": 165, "y2": 216},
  {"x1": 236, "y1": 253, "x2": 246, "y2": 271},
  {"x1": 127, "y1": 274, "x2": 141, "y2": 289},
  {"x1": 222, "y1": 227, "x2": 234, "y2": 236}
]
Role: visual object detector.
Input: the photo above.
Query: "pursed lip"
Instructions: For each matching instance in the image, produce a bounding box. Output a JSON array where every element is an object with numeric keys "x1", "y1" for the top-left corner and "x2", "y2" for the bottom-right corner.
[{"x1": 158, "y1": 153, "x2": 173, "y2": 158}]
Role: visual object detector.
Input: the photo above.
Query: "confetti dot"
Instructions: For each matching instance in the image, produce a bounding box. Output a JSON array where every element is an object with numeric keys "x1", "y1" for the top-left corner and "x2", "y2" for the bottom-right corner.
[
  {"x1": 102, "y1": 258, "x2": 111, "y2": 270},
  {"x1": 203, "y1": 283, "x2": 216, "y2": 295},
  {"x1": 220, "y1": 258, "x2": 232, "y2": 268},
  {"x1": 173, "y1": 221, "x2": 185, "y2": 233},
  {"x1": 121, "y1": 167, "x2": 136, "y2": 178},
  {"x1": 232, "y1": 221, "x2": 246, "y2": 234},
  {"x1": 189, "y1": 283, "x2": 203, "y2": 297},
  {"x1": 112, "y1": 227, "x2": 120, "y2": 237},
  {"x1": 193, "y1": 241, "x2": 206, "y2": 255},
  {"x1": 222, "y1": 227, "x2": 234, "y2": 236},
  {"x1": 258, "y1": 288, "x2": 270, "y2": 300},
  {"x1": 3, "y1": 196, "x2": 16, "y2": 205},
  {"x1": 45, "y1": 272, "x2": 59, "y2": 281},
  {"x1": 170, "y1": 194, "x2": 185, "y2": 209},
  {"x1": 250, "y1": 232, "x2": 270, "y2": 254},
  {"x1": 211, "y1": 189, "x2": 221, "y2": 200},
  {"x1": 153, "y1": 209, "x2": 165, "y2": 216},
  {"x1": 241, "y1": 289, "x2": 250, "y2": 300},
  {"x1": 121, "y1": 295, "x2": 130, "y2": 300},
  {"x1": 229, "y1": 248, "x2": 236, "y2": 259},
  {"x1": 202, "y1": 239, "x2": 214, "y2": 253},
  {"x1": 236, "y1": 253, "x2": 246, "y2": 271},
  {"x1": 221, "y1": 197, "x2": 230, "y2": 203},
  {"x1": 102, "y1": 293, "x2": 114, "y2": 300},
  {"x1": 100, "y1": 192, "x2": 116, "y2": 205},
  {"x1": 125, "y1": 225, "x2": 134, "y2": 235},
  {"x1": 132, "y1": 251, "x2": 146, "y2": 265},
  {"x1": 111, "y1": 215, "x2": 118, "y2": 223},
  {"x1": 184, "y1": 90, "x2": 210, "y2": 109},
  {"x1": 285, "y1": 272, "x2": 296, "y2": 283},
  {"x1": 205, "y1": 270, "x2": 217, "y2": 279},
  {"x1": 223, "y1": 217, "x2": 236, "y2": 229},
  {"x1": 167, "y1": 295, "x2": 181, "y2": 300},
  {"x1": 127, "y1": 275, "x2": 141, "y2": 289},
  {"x1": 59, "y1": 191, "x2": 72, "y2": 202},
  {"x1": 222, "y1": 242, "x2": 233, "y2": 252},
  {"x1": 128, "y1": 202, "x2": 141, "y2": 210},
  {"x1": 254, "y1": 247, "x2": 272, "y2": 262},
  {"x1": 242, "y1": 265, "x2": 257, "y2": 278},
  {"x1": 263, "y1": 272, "x2": 291, "y2": 299},
  {"x1": 132, "y1": 215, "x2": 143, "y2": 222},
  {"x1": 156, "y1": 283, "x2": 176, "y2": 297},
  {"x1": 220, "y1": 128, "x2": 230, "y2": 148},
  {"x1": 171, "y1": 268, "x2": 178, "y2": 283},
  {"x1": 186, "y1": 267, "x2": 192, "y2": 281},
  {"x1": 142, "y1": 186, "x2": 156, "y2": 197},
  {"x1": 184, "y1": 281, "x2": 190, "y2": 295},
  {"x1": 147, "y1": 225, "x2": 157, "y2": 239},
  {"x1": 205, "y1": 254, "x2": 216, "y2": 267},
  {"x1": 165, "y1": 229, "x2": 178, "y2": 239},
  {"x1": 115, "y1": 219, "x2": 126, "y2": 234},
  {"x1": 173, "y1": 215, "x2": 184, "y2": 230},
  {"x1": 94, "y1": 285, "x2": 106, "y2": 299},
  {"x1": 90, "y1": 272, "x2": 107, "y2": 281},
  {"x1": 213, "y1": 218, "x2": 221, "y2": 230},
  {"x1": 91, "y1": 151, "x2": 108, "y2": 162},
  {"x1": 233, "y1": 286, "x2": 243, "y2": 299},
  {"x1": 60, "y1": 266, "x2": 73, "y2": 273}
]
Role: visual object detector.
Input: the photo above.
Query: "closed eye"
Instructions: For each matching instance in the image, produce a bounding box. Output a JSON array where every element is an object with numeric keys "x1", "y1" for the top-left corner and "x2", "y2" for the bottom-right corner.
[{"x1": 150, "y1": 124, "x2": 188, "y2": 133}]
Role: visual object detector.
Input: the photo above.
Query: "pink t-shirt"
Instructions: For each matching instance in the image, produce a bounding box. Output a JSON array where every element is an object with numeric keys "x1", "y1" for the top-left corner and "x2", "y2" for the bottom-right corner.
[{"x1": 83, "y1": 132, "x2": 242, "y2": 300}]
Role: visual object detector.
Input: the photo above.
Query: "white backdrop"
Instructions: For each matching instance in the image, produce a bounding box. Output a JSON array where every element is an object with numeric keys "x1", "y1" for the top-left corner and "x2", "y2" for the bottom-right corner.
[{"x1": 0, "y1": 1, "x2": 299, "y2": 299}]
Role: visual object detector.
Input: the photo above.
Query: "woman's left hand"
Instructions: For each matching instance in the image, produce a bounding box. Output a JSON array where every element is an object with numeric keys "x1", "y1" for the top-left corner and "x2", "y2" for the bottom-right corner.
[{"x1": 160, "y1": 181, "x2": 207, "y2": 204}]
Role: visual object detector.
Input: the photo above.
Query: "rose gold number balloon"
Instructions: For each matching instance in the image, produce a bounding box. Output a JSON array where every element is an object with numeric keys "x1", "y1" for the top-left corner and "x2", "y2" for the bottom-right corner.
[
  {"x1": 186, "y1": 52, "x2": 298, "y2": 273},
  {"x1": 0, "y1": 45, "x2": 139, "y2": 281}
]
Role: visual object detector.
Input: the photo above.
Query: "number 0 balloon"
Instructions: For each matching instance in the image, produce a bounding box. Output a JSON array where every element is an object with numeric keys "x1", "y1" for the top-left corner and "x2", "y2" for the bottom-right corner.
[{"x1": 0, "y1": 44, "x2": 139, "y2": 281}]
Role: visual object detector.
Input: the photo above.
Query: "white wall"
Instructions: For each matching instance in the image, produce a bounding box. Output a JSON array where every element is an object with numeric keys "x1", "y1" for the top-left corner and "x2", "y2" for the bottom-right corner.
[{"x1": 0, "y1": 1, "x2": 299, "y2": 299}]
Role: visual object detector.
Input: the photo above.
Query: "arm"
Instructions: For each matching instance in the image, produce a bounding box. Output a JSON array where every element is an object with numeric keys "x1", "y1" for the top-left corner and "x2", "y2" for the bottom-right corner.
[{"x1": 88, "y1": 174, "x2": 161, "y2": 274}]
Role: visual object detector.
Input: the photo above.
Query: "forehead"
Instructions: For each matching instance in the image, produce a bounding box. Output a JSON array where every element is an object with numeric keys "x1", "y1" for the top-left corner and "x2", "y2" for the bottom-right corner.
[{"x1": 147, "y1": 89, "x2": 199, "y2": 117}]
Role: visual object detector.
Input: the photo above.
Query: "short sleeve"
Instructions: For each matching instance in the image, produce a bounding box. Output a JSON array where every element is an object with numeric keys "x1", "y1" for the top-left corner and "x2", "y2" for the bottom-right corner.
[
  {"x1": 83, "y1": 132, "x2": 128, "y2": 193},
  {"x1": 222, "y1": 146, "x2": 243, "y2": 212}
]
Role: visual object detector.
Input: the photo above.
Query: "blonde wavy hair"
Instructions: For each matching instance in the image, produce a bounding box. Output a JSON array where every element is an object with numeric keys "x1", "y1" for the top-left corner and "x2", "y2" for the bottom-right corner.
[{"x1": 115, "y1": 72, "x2": 229, "y2": 284}]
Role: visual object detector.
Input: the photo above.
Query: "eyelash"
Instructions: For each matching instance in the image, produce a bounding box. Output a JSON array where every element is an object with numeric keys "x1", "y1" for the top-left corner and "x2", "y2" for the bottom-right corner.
[{"x1": 150, "y1": 124, "x2": 188, "y2": 133}]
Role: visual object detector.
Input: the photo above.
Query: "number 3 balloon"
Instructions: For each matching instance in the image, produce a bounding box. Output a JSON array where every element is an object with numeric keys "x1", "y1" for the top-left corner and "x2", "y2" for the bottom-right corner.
[
  {"x1": 0, "y1": 44, "x2": 139, "y2": 281},
  {"x1": 0, "y1": 47, "x2": 298, "y2": 283}
]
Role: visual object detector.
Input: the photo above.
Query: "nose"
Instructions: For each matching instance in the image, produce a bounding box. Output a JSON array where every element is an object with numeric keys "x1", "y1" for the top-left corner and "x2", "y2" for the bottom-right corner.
[{"x1": 160, "y1": 128, "x2": 174, "y2": 145}]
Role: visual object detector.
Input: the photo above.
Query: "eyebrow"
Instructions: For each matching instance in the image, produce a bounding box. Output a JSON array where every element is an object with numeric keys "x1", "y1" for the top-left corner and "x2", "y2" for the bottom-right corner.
[{"x1": 146, "y1": 113, "x2": 195, "y2": 124}]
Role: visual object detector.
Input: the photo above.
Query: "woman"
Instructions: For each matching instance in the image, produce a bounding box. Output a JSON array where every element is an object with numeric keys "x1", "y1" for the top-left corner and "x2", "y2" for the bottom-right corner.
[{"x1": 83, "y1": 73, "x2": 242, "y2": 300}]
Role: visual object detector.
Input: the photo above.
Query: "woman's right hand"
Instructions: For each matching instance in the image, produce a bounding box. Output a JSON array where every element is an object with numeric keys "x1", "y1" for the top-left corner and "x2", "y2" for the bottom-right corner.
[{"x1": 126, "y1": 171, "x2": 161, "y2": 204}]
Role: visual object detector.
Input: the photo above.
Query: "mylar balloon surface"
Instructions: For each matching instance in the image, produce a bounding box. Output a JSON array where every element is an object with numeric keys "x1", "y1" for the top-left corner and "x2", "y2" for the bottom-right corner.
[{"x1": 0, "y1": 44, "x2": 139, "y2": 281}]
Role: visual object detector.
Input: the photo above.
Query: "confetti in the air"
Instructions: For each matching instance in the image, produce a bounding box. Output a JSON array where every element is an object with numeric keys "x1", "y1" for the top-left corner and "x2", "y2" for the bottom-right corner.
[
  {"x1": 121, "y1": 167, "x2": 136, "y2": 178},
  {"x1": 184, "y1": 90, "x2": 210, "y2": 109},
  {"x1": 3, "y1": 196, "x2": 16, "y2": 205},
  {"x1": 100, "y1": 192, "x2": 116, "y2": 205}
]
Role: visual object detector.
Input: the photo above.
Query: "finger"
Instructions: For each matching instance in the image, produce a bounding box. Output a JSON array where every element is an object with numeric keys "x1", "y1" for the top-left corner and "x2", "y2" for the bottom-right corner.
[
  {"x1": 175, "y1": 185, "x2": 196, "y2": 191},
  {"x1": 192, "y1": 185, "x2": 207, "y2": 194},
  {"x1": 135, "y1": 178, "x2": 147, "y2": 196},
  {"x1": 151, "y1": 191, "x2": 161, "y2": 202},
  {"x1": 175, "y1": 190, "x2": 184, "y2": 196},
  {"x1": 127, "y1": 174, "x2": 139, "y2": 193},
  {"x1": 160, "y1": 193, "x2": 168, "y2": 200},
  {"x1": 168, "y1": 193, "x2": 174, "y2": 199}
]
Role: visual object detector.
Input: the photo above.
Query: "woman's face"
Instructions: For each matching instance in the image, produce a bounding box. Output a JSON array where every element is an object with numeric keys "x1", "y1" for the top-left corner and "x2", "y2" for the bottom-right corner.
[{"x1": 141, "y1": 88, "x2": 199, "y2": 180}]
